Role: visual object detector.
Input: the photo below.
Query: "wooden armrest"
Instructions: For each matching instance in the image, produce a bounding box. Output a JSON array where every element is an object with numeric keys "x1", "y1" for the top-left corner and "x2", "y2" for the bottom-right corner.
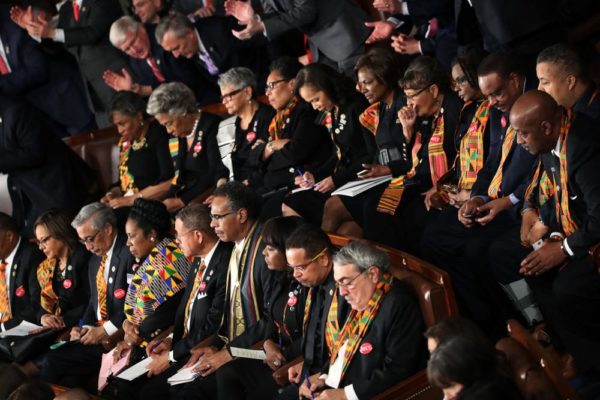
[
  {"x1": 189, "y1": 187, "x2": 214, "y2": 204},
  {"x1": 373, "y1": 370, "x2": 441, "y2": 400},
  {"x1": 272, "y1": 356, "x2": 303, "y2": 387},
  {"x1": 55, "y1": 329, "x2": 71, "y2": 343},
  {"x1": 101, "y1": 329, "x2": 124, "y2": 352},
  {"x1": 251, "y1": 340, "x2": 265, "y2": 350}
]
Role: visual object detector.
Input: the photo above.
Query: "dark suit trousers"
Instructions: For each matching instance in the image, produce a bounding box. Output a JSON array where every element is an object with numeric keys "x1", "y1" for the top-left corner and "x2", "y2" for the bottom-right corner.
[
  {"x1": 527, "y1": 258, "x2": 600, "y2": 375},
  {"x1": 274, "y1": 383, "x2": 300, "y2": 400},
  {"x1": 40, "y1": 342, "x2": 105, "y2": 389},
  {"x1": 421, "y1": 207, "x2": 519, "y2": 338},
  {"x1": 216, "y1": 358, "x2": 280, "y2": 400}
]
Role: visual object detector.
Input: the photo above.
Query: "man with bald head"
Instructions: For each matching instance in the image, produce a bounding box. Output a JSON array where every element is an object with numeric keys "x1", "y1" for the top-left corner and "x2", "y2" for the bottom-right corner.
[{"x1": 515, "y1": 90, "x2": 600, "y2": 390}]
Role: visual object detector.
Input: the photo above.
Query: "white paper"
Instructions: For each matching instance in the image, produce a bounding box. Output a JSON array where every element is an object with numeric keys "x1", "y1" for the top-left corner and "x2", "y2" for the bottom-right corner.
[
  {"x1": 167, "y1": 361, "x2": 201, "y2": 386},
  {"x1": 291, "y1": 186, "x2": 313, "y2": 194},
  {"x1": 229, "y1": 347, "x2": 267, "y2": 360},
  {"x1": 331, "y1": 175, "x2": 392, "y2": 197},
  {"x1": 0, "y1": 321, "x2": 43, "y2": 337},
  {"x1": 116, "y1": 356, "x2": 153, "y2": 381}
]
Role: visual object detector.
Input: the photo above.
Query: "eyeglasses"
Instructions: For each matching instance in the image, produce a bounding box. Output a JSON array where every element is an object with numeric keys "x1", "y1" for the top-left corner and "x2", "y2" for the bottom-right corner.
[
  {"x1": 405, "y1": 85, "x2": 431, "y2": 100},
  {"x1": 36, "y1": 235, "x2": 53, "y2": 247},
  {"x1": 335, "y1": 270, "x2": 367, "y2": 290},
  {"x1": 210, "y1": 211, "x2": 234, "y2": 221},
  {"x1": 79, "y1": 230, "x2": 100, "y2": 245},
  {"x1": 220, "y1": 87, "x2": 246, "y2": 102},
  {"x1": 288, "y1": 248, "x2": 328, "y2": 272},
  {"x1": 175, "y1": 229, "x2": 195, "y2": 240},
  {"x1": 265, "y1": 79, "x2": 289, "y2": 92},
  {"x1": 453, "y1": 75, "x2": 469, "y2": 87}
]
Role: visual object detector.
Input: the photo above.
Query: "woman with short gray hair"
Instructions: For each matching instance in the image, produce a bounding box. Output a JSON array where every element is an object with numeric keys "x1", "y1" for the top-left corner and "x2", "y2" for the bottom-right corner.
[
  {"x1": 147, "y1": 82, "x2": 229, "y2": 213},
  {"x1": 217, "y1": 67, "x2": 274, "y2": 186}
]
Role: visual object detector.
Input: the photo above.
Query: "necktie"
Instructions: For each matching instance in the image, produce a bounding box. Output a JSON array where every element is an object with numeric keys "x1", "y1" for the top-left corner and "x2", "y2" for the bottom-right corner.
[
  {"x1": 146, "y1": 56, "x2": 165, "y2": 83},
  {"x1": 72, "y1": 1, "x2": 80, "y2": 22},
  {"x1": 0, "y1": 55, "x2": 9, "y2": 75},
  {"x1": 0, "y1": 260, "x2": 11, "y2": 323},
  {"x1": 96, "y1": 255, "x2": 108, "y2": 323},
  {"x1": 199, "y1": 51, "x2": 219, "y2": 76},
  {"x1": 183, "y1": 261, "x2": 207, "y2": 336}
]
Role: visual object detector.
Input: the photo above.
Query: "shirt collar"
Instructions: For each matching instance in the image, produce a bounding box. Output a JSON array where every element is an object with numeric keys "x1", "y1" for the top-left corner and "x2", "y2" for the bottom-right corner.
[
  {"x1": 4, "y1": 237, "x2": 21, "y2": 268},
  {"x1": 202, "y1": 240, "x2": 220, "y2": 266}
]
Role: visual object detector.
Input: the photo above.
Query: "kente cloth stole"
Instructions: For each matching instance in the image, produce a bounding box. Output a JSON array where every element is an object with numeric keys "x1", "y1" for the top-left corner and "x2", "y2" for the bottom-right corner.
[
  {"x1": 96, "y1": 254, "x2": 108, "y2": 324},
  {"x1": 227, "y1": 223, "x2": 262, "y2": 340},
  {"x1": 376, "y1": 111, "x2": 448, "y2": 214},
  {"x1": 183, "y1": 260, "x2": 206, "y2": 336},
  {"x1": 524, "y1": 161, "x2": 554, "y2": 209},
  {"x1": 118, "y1": 138, "x2": 137, "y2": 194},
  {"x1": 268, "y1": 98, "x2": 297, "y2": 141},
  {"x1": 329, "y1": 272, "x2": 392, "y2": 381},
  {"x1": 37, "y1": 258, "x2": 61, "y2": 315},
  {"x1": 325, "y1": 289, "x2": 341, "y2": 355},
  {"x1": 318, "y1": 111, "x2": 341, "y2": 160},
  {"x1": 487, "y1": 125, "x2": 516, "y2": 199},
  {"x1": 169, "y1": 137, "x2": 180, "y2": 185},
  {"x1": 457, "y1": 100, "x2": 490, "y2": 190},
  {"x1": 0, "y1": 261, "x2": 11, "y2": 323},
  {"x1": 358, "y1": 102, "x2": 379, "y2": 135},
  {"x1": 124, "y1": 239, "x2": 191, "y2": 325},
  {"x1": 554, "y1": 111, "x2": 578, "y2": 236}
]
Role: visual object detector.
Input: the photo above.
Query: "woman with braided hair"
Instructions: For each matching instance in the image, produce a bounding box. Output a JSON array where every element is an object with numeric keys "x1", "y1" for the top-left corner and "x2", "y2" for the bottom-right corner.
[{"x1": 103, "y1": 198, "x2": 192, "y2": 399}]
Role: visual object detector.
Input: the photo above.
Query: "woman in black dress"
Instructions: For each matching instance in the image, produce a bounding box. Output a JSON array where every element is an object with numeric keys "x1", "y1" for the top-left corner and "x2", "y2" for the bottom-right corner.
[
  {"x1": 101, "y1": 91, "x2": 174, "y2": 210},
  {"x1": 282, "y1": 63, "x2": 377, "y2": 225},
  {"x1": 147, "y1": 82, "x2": 229, "y2": 213},
  {"x1": 247, "y1": 57, "x2": 335, "y2": 220},
  {"x1": 215, "y1": 216, "x2": 307, "y2": 399},
  {"x1": 217, "y1": 67, "x2": 275, "y2": 187}
]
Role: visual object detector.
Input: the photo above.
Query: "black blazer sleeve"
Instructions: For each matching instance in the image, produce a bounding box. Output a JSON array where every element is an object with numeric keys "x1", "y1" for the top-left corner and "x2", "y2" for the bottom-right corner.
[
  {"x1": 260, "y1": 0, "x2": 318, "y2": 39},
  {"x1": 60, "y1": 0, "x2": 123, "y2": 47}
]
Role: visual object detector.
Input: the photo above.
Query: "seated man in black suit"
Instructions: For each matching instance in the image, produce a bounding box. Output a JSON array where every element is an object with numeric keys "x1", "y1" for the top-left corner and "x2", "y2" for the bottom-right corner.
[
  {"x1": 123, "y1": 203, "x2": 233, "y2": 400},
  {"x1": 40, "y1": 202, "x2": 135, "y2": 389},
  {"x1": 0, "y1": 96, "x2": 97, "y2": 237},
  {"x1": 276, "y1": 224, "x2": 351, "y2": 400},
  {"x1": 169, "y1": 182, "x2": 274, "y2": 400},
  {"x1": 155, "y1": 12, "x2": 267, "y2": 103},
  {"x1": 514, "y1": 91, "x2": 600, "y2": 394},
  {"x1": 421, "y1": 52, "x2": 537, "y2": 339},
  {"x1": 299, "y1": 240, "x2": 426, "y2": 399},
  {"x1": 106, "y1": 16, "x2": 202, "y2": 100},
  {"x1": 0, "y1": 212, "x2": 44, "y2": 344}
]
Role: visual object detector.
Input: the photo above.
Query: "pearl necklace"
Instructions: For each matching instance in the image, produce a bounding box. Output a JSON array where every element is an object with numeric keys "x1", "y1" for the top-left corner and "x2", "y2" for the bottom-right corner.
[{"x1": 186, "y1": 112, "x2": 202, "y2": 139}]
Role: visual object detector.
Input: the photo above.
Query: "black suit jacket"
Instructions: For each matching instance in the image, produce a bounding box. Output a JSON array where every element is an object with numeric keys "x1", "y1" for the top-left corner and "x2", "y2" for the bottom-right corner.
[
  {"x1": 3, "y1": 240, "x2": 45, "y2": 330},
  {"x1": 212, "y1": 223, "x2": 275, "y2": 348},
  {"x1": 57, "y1": 0, "x2": 129, "y2": 110},
  {"x1": 31, "y1": 244, "x2": 90, "y2": 327},
  {"x1": 471, "y1": 107, "x2": 537, "y2": 206},
  {"x1": 171, "y1": 111, "x2": 229, "y2": 204},
  {"x1": 334, "y1": 280, "x2": 427, "y2": 398},
  {"x1": 0, "y1": 97, "x2": 97, "y2": 236},
  {"x1": 81, "y1": 232, "x2": 135, "y2": 329},
  {"x1": 260, "y1": 0, "x2": 369, "y2": 62},
  {"x1": 543, "y1": 112, "x2": 600, "y2": 259},
  {"x1": 302, "y1": 271, "x2": 350, "y2": 375},
  {"x1": 248, "y1": 101, "x2": 335, "y2": 190},
  {"x1": 573, "y1": 83, "x2": 600, "y2": 121},
  {"x1": 0, "y1": 5, "x2": 94, "y2": 136},
  {"x1": 172, "y1": 241, "x2": 233, "y2": 361}
]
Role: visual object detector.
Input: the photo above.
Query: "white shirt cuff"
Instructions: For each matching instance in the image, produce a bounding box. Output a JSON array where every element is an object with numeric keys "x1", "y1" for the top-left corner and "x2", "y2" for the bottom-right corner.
[
  {"x1": 562, "y1": 238, "x2": 574, "y2": 257},
  {"x1": 54, "y1": 28, "x2": 65, "y2": 42},
  {"x1": 549, "y1": 232, "x2": 565, "y2": 240},
  {"x1": 169, "y1": 350, "x2": 176, "y2": 362},
  {"x1": 103, "y1": 321, "x2": 119, "y2": 336},
  {"x1": 319, "y1": 373, "x2": 328, "y2": 380},
  {"x1": 401, "y1": 1, "x2": 409, "y2": 15},
  {"x1": 509, "y1": 193, "x2": 520, "y2": 205},
  {"x1": 1, "y1": 323, "x2": 5, "y2": 332},
  {"x1": 344, "y1": 384, "x2": 359, "y2": 400},
  {"x1": 418, "y1": 41, "x2": 423, "y2": 54}
]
